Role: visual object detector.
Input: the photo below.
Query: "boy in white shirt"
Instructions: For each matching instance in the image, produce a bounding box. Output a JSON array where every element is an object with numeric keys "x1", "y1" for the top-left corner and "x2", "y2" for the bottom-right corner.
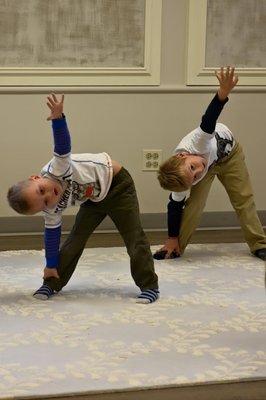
[
  {"x1": 7, "y1": 94, "x2": 159, "y2": 304},
  {"x1": 155, "y1": 67, "x2": 266, "y2": 261}
]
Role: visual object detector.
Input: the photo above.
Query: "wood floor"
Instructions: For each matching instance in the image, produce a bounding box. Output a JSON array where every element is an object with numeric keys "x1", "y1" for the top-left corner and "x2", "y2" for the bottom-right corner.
[
  {"x1": 17, "y1": 379, "x2": 266, "y2": 400},
  {"x1": 0, "y1": 229, "x2": 250, "y2": 251}
]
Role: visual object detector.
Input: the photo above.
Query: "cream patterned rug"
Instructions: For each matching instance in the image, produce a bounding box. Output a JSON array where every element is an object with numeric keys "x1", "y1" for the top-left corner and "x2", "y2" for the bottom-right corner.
[{"x1": 0, "y1": 243, "x2": 265, "y2": 398}]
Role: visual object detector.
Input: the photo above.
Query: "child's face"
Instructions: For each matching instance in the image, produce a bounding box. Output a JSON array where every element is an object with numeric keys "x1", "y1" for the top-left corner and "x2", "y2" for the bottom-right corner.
[
  {"x1": 179, "y1": 153, "x2": 207, "y2": 185},
  {"x1": 24, "y1": 176, "x2": 63, "y2": 214}
]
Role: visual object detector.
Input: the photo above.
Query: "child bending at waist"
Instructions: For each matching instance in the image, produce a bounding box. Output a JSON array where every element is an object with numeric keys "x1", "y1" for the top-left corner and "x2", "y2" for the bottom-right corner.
[
  {"x1": 8, "y1": 94, "x2": 159, "y2": 304},
  {"x1": 154, "y1": 66, "x2": 266, "y2": 261}
]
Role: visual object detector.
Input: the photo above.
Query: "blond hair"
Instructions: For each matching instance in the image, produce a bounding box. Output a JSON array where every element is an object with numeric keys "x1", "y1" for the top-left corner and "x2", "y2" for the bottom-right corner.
[
  {"x1": 7, "y1": 180, "x2": 32, "y2": 214},
  {"x1": 157, "y1": 155, "x2": 192, "y2": 192}
]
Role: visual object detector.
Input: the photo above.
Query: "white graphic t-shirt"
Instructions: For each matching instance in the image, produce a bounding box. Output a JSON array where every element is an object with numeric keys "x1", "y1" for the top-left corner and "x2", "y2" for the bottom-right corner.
[
  {"x1": 172, "y1": 123, "x2": 235, "y2": 202},
  {"x1": 42, "y1": 152, "x2": 113, "y2": 229}
]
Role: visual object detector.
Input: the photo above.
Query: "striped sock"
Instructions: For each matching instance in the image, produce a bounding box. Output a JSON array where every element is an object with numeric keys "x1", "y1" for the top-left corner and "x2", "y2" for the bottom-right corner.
[
  {"x1": 136, "y1": 289, "x2": 160, "y2": 304},
  {"x1": 33, "y1": 284, "x2": 54, "y2": 300}
]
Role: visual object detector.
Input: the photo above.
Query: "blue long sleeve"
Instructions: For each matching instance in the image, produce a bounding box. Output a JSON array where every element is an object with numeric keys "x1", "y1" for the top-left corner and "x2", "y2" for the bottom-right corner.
[
  {"x1": 43, "y1": 116, "x2": 71, "y2": 268},
  {"x1": 44, "y1": 226, "x2": 61, "y2": 268},
  {"x1": 52, "y1": 115, "x2": 71, "y2": 155}
]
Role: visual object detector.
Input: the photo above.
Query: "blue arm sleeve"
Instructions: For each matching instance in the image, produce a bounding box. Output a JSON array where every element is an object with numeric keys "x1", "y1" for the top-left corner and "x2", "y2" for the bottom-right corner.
[
  {"x1": 44, "y1": 226, "x2": 61, "y2": 268},
  {"x1": 200, "y1": 93, "x2": 228, "y2": 134},
  {"x1": 52, "y1": 115, "x2": 71, "y2": 155},
  {"x1": 167, "y1": 195, "x2": 185, "y2": 237}
]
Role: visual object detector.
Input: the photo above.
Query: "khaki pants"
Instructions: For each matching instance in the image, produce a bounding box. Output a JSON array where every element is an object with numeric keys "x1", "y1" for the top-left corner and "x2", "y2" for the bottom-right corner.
[
  {"x1": 179, "y1": 142, "x2": 266, "y2": 254},
  {"x1": 44, "y1": 168, "x2": 158, "y2": 292}
]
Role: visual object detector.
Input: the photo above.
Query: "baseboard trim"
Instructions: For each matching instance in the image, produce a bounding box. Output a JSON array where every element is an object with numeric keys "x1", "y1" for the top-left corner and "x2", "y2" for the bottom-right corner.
[
  {"x1": 0, "y1": 211, "x2": 265, "y2": 235},
  {"x1": 12, "y1": 379, "x2": 266, "y2": 400}
]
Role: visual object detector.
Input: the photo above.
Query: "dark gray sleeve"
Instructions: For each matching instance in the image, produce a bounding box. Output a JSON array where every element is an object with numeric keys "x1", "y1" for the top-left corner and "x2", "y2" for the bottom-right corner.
[
  {"x1": 167, "y1": 194, "x2": 185, "y2": 237},
  {"x1": 200, "y1": 93, "x2": 228, "y2": 134}
]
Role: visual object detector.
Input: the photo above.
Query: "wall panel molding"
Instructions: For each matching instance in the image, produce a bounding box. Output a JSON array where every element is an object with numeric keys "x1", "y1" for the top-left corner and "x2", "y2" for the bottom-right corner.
[
  {"x1": 0, "y1": 0, "x2": 162, "y2": 86},
  {"x1": 187, "y1": 0, "x2": 266, "y2": 86}
]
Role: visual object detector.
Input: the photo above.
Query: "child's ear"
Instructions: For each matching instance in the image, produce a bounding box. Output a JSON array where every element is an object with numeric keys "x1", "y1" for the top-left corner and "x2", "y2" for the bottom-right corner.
[
  {"x1": 29, "y1": 175, "x2": 41, "y2": 181},
  {"x1": 177, "y1": 152, "x2": 187, "y2": 159}
]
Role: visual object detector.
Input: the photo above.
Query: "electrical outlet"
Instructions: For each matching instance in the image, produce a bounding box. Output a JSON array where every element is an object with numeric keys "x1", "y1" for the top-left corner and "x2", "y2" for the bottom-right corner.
[{"x1": 142, "y1": 149, "x2": 162, "y2": 171}]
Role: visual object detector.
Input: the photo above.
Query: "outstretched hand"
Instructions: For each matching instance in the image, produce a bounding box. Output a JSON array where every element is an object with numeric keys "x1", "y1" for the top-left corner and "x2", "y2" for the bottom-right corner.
[
  {"x1": 215, "y1": 66, "x2": 238, "y2": 101},
  {"x1": 46, "y1": 93, "x2": 64, "y2": 121}
]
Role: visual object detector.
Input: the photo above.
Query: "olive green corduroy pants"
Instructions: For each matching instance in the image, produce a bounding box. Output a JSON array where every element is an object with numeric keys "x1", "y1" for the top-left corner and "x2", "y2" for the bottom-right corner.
[
  {"x1": 178, "y1": 142, "x2": 266, "y2": 254},
  {"x1": 44, "y1": 168, "x2": 158, "y2": 293}
]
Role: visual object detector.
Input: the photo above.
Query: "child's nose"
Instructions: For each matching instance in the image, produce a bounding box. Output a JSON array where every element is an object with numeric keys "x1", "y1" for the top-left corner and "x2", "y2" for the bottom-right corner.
[{"x1": 194, "y1": 168, "x2": 201, "y2": 180}]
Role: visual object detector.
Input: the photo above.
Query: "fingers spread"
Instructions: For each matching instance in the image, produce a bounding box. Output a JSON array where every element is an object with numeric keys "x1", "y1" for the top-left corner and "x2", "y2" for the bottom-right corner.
[{"x1": 47, "y1": 96, "x2": 55, "y2": 107}]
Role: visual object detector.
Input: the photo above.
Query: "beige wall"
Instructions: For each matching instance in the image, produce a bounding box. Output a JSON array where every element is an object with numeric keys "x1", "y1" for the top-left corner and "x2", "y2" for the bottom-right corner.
[{"x1": 1, "y1": 0, "x2": 265, "y2": 220}]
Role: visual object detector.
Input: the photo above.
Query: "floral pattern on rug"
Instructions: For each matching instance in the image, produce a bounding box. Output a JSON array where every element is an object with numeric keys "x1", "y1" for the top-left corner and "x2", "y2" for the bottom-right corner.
[{"x1": 0, "y1": 243, "x2": 265, "y2": 398}]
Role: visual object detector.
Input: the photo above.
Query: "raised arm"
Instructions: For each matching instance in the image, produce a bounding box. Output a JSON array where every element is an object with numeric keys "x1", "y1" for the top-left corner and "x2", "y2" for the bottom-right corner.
[
  {"x1": 43, "y1": 94, "x2": 70, "y2": 280},
  {"x1": 200, "y1": 66, "x2": 238, "y2": 134},
  {"x1": 46, "y1": 93, "x2": 71, "y2": 157}
]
